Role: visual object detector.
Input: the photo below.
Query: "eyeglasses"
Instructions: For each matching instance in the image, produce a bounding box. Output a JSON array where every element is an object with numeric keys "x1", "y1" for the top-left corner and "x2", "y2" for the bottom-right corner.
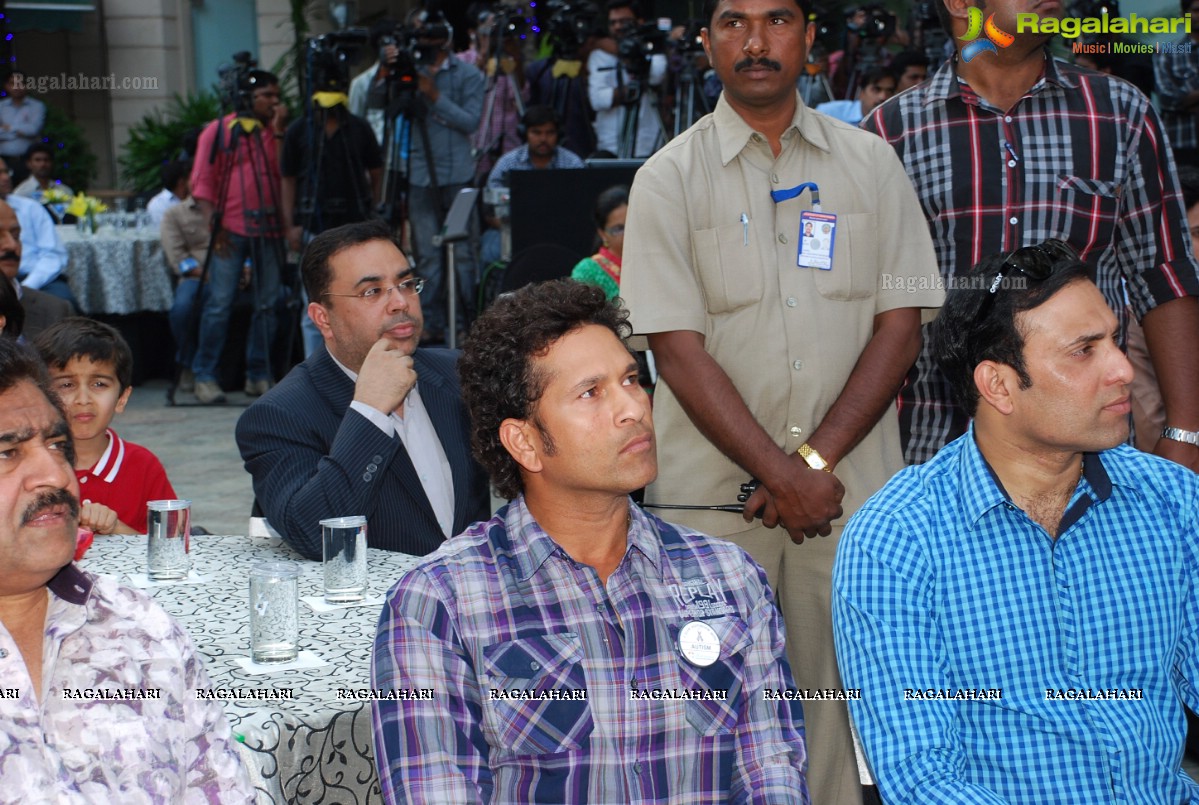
[
  {"x1": 322, "y1": 277, "x2": 425, "y2": 304},
  {"x1": 604, "y1": 224, "x2": 625, "y2": 237},
  {"x1": 977, "y1": 239, "x2": 1077, "y2": 319}
]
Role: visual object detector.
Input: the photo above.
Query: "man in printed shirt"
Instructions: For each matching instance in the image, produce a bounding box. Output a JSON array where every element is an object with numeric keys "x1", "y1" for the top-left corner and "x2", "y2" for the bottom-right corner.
[
  {"x1": 0, "y1": 338, "x2": 251, "y2": 801},
  {"x1": 833, "y1": 242, "x2": 1199, "y2": 804},
  {"x1": 372, "y1": 279, "x2": 808, "y2": 804},
  {"x1": 863, "y1": 0, "x2": 1199, "y2": 470}
]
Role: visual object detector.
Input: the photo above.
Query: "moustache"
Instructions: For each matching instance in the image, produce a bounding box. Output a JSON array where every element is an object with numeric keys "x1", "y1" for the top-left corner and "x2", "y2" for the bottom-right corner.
[
  {"x1": 734, "y1": 57, "x2": 782, "y2": 72},
  {"x1": 0, "y1": 251, "x2": 18, "y2": 262},
  {"x1": 21, "y1": 488, "x2": 80, "y2": 526},
  {"x1": 380, "y1": 313, "x2": 420, "y2": 334}
]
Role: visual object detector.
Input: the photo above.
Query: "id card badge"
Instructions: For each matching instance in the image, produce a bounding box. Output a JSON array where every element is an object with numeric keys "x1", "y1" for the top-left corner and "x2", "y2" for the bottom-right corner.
[{"x1": 797, "y1": 211, "x2": 837, "y2": 270}]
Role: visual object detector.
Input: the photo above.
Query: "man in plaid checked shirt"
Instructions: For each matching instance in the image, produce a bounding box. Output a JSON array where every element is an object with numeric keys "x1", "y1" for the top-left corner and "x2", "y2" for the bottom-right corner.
[
  {"x1": 864, "y1": 0, "x2": 1199, "y2": 472},
  {"x1": 1154, "y1": 0, "x2": 1199, "y2": 168},
  {"x1": 834, "y1": 243, "x2": 1199, "y2": 803},
  {"x1": 371, "y1": 280, "x2": 808, "y2": 804}
]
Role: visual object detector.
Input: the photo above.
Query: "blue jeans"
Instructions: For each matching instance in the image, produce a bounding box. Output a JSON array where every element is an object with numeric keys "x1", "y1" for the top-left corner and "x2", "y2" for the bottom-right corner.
[
  {"x1": 408, "y1": 183, "x2": 478, "y2": 335},
  {"x1": 191, "y1": 234, "x2": 281, "y2": 384},
  {"x1": 169, "y1": 277, "x2": 204, "y2": 366}
]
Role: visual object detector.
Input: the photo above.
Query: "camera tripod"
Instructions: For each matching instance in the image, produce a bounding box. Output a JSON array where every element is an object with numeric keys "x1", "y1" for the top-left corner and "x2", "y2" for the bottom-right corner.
[{"x1": 168, "y1": 102, "x2": 289, "y2": 407}]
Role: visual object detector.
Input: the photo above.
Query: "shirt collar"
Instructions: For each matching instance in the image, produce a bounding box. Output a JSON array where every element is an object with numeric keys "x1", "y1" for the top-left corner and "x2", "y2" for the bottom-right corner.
[
  {"x1": 957, "y1": 422, "x2": 1112, "y2": 526},
  {"x1": 48, "y1": 563, "x2": 93, "y2": 606},
  {"x1": 925, "y1": 49, "x2": 1075, "y2": 109},
  {"x1": 509, "y1": 495, "x2": 662, "y2": 582},
  {"x1": 84, "y1": 427, "x2": 125, "y2": 484},
  {"x1": 714, "y1": 91, "x2": 830, "y2": 167},
  {"x1": 87, "y1": 429, "x2": 125, "y2": 483}
]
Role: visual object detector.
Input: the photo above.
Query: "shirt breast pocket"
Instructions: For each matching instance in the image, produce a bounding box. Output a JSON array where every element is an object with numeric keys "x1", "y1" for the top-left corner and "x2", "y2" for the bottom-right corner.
[
  {"x1": 675, "y1": 616, "x2": 754, "y2": 736},
  {"x1": 811, "y1": 212, "x2": 879, "y2": 301},
  {"x1": 1057, "y1": 175, "x2": 1121, "y2": 248},
  {"x1": 692, "y1": 221, "x2": 765, "y2": 315},
  {"x1": 482, "y1": 632, "x2": 594, "y2": 756}
]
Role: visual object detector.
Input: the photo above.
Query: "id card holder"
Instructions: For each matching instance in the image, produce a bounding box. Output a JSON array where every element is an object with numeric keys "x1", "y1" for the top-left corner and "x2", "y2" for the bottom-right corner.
[{"x1": 797, "y1": 211, "x2": 837, "y2": 270}]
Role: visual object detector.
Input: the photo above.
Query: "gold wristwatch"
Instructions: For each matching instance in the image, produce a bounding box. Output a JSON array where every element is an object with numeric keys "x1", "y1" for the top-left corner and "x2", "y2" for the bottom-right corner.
[{"x1": 797, "y1": 443, "x2": 832, "y2": 472}]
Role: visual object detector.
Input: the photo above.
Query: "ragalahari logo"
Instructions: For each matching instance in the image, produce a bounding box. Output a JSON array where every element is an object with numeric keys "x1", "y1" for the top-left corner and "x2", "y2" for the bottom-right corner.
[{"x1": 959, "y1": 7, "x2": 1015, "y2": 62}]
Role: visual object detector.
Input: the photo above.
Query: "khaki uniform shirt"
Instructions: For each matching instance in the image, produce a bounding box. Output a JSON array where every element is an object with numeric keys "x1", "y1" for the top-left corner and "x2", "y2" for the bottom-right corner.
[{"x1": 621, "y1": 93, "x2": 943, "y2": 538}]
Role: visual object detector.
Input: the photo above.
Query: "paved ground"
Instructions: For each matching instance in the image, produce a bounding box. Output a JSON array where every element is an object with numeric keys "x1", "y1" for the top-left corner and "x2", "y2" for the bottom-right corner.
[{"x1": 116, "y1": 379, "x2": 256, "y2": 536}]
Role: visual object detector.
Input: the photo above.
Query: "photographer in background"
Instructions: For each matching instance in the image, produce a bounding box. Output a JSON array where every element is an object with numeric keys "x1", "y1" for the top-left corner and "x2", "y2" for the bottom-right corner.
[
  {"x1": 830, "y1": 4, "x2": 907, "y2": 100},
  {"x1": 527, "y1": 0, "x2": 602, "y2": 158},
  {"x1": 399, "y1": 8, "x2": 485, "y2": 345},
  {"x1": 282, "y1": 35, "x2": 383, "y2": 358},
  {"x1": 349, "y1": 18, "x2": 400, "y2": 146},
  {"x1": 587, "y1": 0, "x2": 667, "y2": 158}
]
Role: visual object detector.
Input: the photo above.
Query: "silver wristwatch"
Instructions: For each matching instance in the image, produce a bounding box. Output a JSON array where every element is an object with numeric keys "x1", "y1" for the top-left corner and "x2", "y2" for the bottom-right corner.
[{"x1": 1161, "y1": 427, "x2": 1199, "y2": 446}]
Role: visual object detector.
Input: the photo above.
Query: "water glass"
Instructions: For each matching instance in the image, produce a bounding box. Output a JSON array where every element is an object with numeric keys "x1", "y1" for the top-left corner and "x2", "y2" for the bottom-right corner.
[
  {"x1": 147, "y1": 499, "x2": 190, "y2": 580},
  {"x1": 249, "y1": 561, "x2": 299, "y2": 663},
  {"x1": 320, "y1": 516, "x2": 368, "y2": 603}
]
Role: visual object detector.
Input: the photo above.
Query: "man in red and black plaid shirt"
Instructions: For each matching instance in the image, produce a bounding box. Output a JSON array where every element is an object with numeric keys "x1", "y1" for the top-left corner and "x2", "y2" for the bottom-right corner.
[{"x1": 865, "y1": 0, "x2": 1199, "y2": 472}]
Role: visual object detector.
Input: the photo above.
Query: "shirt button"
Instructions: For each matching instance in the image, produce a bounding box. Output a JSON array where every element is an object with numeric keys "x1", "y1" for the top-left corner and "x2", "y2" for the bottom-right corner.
[
  {"x1": 366, "y1": 463, "x2": 378, "y2": 472},
  {"x1": 80, "y1": 477, "x2": 88, "y2": 483},
  {"x1": 633, "y1": 761, "x2": 643, "y2": 775},
  {"x1": 1007, "y1": 160, "x2": 1017, "y2": 168},
  {"x1": 1004, "y1": 115, "x2": 1013, "y2": 122},
  {"x1": 372, "y1": 454, "x2": 383, "y2": 463},
  {"x1": 363, "y1": 472, "x2": 372, "y2": 482},
  {"x1": 0, "y1": 648, "x2": 7, "y2": 658},
  {"x1": 529, "y1": 661, "x2": 541, "y2": 671},
  {"x1": 771, "y1": 172, "x2": 780, "y2": 183},
  {"x1": 752, "y1": 133, "x2": 763, "y2": 142},
  {"x1": 792, "y1": 360, "x2": 804, "y2": 370},
  {"x1": 790, "y1": 426, "x2": 803, "y2": 437},
  {"x1": 785, "y1": 296, "x2": 797, "y2": 307},
  {"x1": 778, "y1": 233, "x2": 787, "y2": 244},
  {"x1": 1009, "y1": 216, "x2": 1018, "y2": 225}
]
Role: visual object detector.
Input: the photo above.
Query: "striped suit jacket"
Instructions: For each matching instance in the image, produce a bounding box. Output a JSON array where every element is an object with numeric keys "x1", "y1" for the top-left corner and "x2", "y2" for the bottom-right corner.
[{"x1": 236, "y1": 345, "x2": 490, "y2": 558}]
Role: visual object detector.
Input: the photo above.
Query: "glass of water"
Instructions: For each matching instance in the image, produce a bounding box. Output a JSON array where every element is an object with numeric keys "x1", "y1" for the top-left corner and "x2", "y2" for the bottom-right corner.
[
  {"x1": 249, "y1": 561, "x2": 299, "y2": 663},
  {"x1": 320, "y1": 516, "x2": 367, "y2": 604},
  {"x1": 146, "y1": 499, "x2": 190, "y2": 580}
]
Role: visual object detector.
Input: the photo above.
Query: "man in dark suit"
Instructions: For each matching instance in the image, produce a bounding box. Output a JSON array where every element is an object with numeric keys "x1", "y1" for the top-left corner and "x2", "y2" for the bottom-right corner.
[
  {"x1": 236, "y1": 220, "x2": 490, "y2": 558},
  {"x1": 0, "y1": 198, "x2": 70, "y2": 340}
]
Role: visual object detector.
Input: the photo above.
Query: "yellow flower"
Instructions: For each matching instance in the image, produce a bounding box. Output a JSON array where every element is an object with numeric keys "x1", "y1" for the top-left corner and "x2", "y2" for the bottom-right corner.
[
  {"x1": 64, "y1": 193, "x2": 108, "y2": 217},
  {"x1": 43, "y1": 187, "x2": 73, "y2": 204}
]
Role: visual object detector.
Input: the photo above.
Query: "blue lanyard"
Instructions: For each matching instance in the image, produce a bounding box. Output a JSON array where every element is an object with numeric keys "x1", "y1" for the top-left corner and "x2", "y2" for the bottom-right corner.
[{"x1": 770, "y1": 181, "x2": 821, "y2": 212}]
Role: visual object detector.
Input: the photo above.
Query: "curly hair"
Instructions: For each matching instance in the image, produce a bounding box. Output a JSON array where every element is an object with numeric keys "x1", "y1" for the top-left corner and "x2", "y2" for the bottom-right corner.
[{"x1": 459, "y1": 279, "x2": 632, "y2": 500}]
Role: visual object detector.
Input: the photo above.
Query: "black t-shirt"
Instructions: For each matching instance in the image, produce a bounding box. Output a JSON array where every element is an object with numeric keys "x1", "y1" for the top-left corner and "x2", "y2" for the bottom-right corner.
[{"x1": 281, "y1": 110, "x2": 383, "y2": 232}]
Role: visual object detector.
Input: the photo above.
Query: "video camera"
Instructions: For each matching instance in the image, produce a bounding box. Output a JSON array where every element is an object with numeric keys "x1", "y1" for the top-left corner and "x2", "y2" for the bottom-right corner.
[
  {"x1": 541, "y1": 0, "x2": 602, "y2": 59},
  {"x1": 217, "y1": 51, "x2": 258, "y2": 114},
  {"x1": 845, "y1": 4, "x2": 897, "y2": 40},
  {"x1": 307, "y1": 30, "x2": 369, "y2": 95},
  {"x1": 616, "y1": 21, "x2": 668, "y2": 103}
]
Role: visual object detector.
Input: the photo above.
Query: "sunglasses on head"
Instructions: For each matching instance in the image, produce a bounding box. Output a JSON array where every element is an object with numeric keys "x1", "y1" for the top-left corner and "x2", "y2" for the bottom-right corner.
[{"x1": 977, "y1": 239, "x2": 1078, "y2": 319}]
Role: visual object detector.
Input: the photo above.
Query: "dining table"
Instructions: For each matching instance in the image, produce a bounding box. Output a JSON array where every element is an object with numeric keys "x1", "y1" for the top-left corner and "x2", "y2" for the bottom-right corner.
[
  {"x1": 58, "y1": 223, "x2": 175, "y2": 316},
  {"x1": 83, "y1": 533, "x2": 421, "y2": 804}
]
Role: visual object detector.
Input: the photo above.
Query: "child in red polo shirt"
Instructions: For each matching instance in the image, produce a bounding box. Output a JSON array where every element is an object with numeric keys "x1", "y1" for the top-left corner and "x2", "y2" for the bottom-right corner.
[{"x1": 34, "y1": 318, "x2": 176, "y2": 535}]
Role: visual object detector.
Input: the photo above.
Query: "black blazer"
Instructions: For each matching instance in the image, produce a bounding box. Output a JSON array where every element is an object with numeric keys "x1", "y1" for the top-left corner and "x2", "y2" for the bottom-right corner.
[
  {"x1": 236, "y1": 345, "x2": 490, "y2": 558},
  {"x1": 20, "y1": 286, "x2": 73, "y2": 340}
]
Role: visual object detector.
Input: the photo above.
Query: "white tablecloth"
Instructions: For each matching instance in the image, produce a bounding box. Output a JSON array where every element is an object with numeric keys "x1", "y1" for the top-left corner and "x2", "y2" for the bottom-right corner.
[
  {"x1": 83, "y1": 534, "x2": 420, "y2": 803},
  {"x1": 59, "y1": 225, "x2": 174, "y2": 315}
]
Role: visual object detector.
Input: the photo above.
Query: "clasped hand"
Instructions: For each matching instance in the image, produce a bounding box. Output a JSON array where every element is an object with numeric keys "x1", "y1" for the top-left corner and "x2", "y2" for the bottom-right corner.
[{"x1": 742, "y1": 453, "x2": 845, "y2": 543}]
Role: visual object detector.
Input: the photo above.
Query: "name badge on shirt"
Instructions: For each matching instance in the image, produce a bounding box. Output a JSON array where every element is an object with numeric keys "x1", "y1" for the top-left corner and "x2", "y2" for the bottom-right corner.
[
  {"x1": 678, "y1": 620, "x2": 721, "y2": 667},
  {"x1": 797, "y1": 210, "x2": 837, "y2": 270}
]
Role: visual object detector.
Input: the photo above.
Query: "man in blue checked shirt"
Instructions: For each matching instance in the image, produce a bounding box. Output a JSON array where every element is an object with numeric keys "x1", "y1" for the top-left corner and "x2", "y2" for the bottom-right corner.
[
  {"x1": 371, "y1": 279, "x2": 808, "y2": 804},
  {"x1": 833, "y1": 240, "x2": 1199, "y2": 804}
]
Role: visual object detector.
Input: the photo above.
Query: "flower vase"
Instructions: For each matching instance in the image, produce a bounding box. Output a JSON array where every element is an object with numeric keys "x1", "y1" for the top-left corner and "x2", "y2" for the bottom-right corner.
[{"x1": 86, "y1": 211, "x2": 96, "y2": 235}]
